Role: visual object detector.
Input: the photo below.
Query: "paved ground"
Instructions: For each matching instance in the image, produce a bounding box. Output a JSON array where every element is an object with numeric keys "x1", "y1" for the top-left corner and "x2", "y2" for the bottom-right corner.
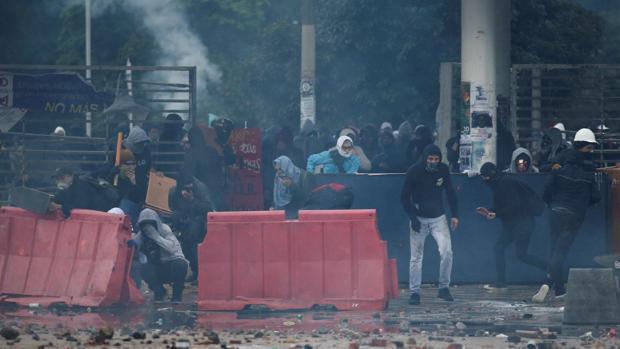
[{"x1": 0, "y1": 284, "x2": 618, "y2": 348}]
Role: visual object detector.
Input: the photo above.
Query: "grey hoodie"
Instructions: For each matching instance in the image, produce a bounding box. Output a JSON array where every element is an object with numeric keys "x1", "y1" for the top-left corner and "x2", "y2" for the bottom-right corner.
[
  {"x1": 508, "y1": 147, "x2": 539, "y2": 173},
  {"x1": 135, "y1": 208, "x2": 187, "y2": 264},
  {"x1": 123, "y1": 126, "x2": 150, "y2": 153}
]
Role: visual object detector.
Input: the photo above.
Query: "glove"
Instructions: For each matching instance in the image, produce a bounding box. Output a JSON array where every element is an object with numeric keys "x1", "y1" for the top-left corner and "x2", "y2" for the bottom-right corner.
[
  {"x1": 127, "y1": 239, "x2": 139, "y2": 248},
  {"x1": 410, "y1": 218, "x2": 421, "y2": 232}
]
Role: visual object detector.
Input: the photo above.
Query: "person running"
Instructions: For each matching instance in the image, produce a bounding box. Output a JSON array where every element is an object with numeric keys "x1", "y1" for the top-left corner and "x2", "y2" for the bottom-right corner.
[
  {"x1": 478, "y1": 162, "x2": 547, "y2": 291},
  {"x1": 532, "y1": 128, "x2": 601, "y2": 302},
  {"x1": 400, "y1": 144, "x2": 459, "y2": 305}
]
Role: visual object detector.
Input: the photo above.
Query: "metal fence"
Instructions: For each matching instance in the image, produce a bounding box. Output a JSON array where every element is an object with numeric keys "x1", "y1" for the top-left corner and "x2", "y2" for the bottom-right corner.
[
  {"x1": 0, "y1": 64, "x2": 196, "y2": 204},
  {"x1": 511, "y1": 64, "x2": 620, "y2": 166}
]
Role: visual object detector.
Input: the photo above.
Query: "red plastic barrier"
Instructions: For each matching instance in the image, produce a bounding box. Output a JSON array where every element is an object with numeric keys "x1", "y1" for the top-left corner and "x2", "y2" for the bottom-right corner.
[
  {"x1": 198, "y1": 209, "x2": 398, "y2": 311},
  {"x1": 0, "y1": 207, "x2": 143, "y2": 308}
]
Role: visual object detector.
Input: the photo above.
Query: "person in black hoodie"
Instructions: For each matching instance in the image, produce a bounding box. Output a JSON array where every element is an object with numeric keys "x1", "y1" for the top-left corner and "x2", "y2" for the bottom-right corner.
[
  {"x1": 51, "y1": 166, "x2": 116, "y2": 217},
  {"x1": 168, "y1": 172, "x2": 214, "y2": 282},
  {"x1": 532, "y1": 128, "x2": 601, "y2": 302},
  {"x1": 400, "y1": 144, "x2": 459, "y2": 305},
  {"x1": 478, "y1": 162, "x2": 547, "y2": 290}
]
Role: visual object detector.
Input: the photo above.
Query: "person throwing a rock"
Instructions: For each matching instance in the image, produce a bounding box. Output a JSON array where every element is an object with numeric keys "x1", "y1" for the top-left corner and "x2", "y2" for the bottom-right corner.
[{"x1": 400, "y1": 144, "x2": 459, "y2": 305}]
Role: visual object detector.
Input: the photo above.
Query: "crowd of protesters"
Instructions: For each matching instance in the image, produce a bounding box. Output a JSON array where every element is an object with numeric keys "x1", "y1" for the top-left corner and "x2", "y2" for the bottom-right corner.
[{"x1": 2, "y1": 114, "x2": 611, "y2": 304}]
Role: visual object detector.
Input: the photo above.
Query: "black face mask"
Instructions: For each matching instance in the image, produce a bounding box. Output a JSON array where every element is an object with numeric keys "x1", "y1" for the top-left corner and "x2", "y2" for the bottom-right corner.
[{"x1": 426, "y1": 162, "x2": 439, "y2": 172}]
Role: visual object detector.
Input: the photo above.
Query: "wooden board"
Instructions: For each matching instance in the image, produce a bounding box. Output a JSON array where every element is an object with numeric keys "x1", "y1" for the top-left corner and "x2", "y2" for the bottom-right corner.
[{"x1": 145, "y1": 171, "x2": 176, "y2": 214}]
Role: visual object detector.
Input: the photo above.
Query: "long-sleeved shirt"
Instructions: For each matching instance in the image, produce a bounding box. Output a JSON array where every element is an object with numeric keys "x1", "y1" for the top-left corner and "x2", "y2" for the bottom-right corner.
[{"x1": 400, "y1": 162, "x2": 459, "y2": 220}]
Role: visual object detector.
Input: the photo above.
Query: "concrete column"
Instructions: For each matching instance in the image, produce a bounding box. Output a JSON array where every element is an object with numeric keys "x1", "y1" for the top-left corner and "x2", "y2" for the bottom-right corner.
[{"x1": 461, "y1": 0, "x2": 511, "y2": 170}]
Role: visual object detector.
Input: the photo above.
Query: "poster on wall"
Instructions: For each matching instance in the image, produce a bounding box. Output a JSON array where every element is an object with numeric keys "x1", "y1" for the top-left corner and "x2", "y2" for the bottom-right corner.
[
  {"x1": 225, "y1": 128, "x2": 263, "y2": 211},
  {"x1": 458, "y1": 82, "x2": 472, "y2": 171}
]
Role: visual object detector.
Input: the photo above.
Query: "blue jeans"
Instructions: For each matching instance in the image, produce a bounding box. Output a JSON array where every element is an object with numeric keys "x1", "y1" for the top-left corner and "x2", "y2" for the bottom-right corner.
[
  {"x1": 120, "y1": 198, "x2": 141, "y2": 228},
  {"x1": 409, "y1": 215, "x2": 453, "y2": 293}
]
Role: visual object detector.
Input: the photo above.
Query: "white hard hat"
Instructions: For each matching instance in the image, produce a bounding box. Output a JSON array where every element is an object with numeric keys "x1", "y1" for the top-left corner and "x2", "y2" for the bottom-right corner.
[
  {"x1": 553, "y1": 123, "x2": 565, "y2": 132},
  {"x1": 574, "y1": 128, "x2": 598, "y2": 144}
]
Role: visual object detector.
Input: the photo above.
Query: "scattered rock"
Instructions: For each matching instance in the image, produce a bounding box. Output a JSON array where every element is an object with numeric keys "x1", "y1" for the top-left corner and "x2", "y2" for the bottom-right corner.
[
  {"x1": 303, "y1": 345, "x2": 312, "y2": 349},
  {"x1": 447, "y1": 344, "x2": 464, "y2": 349},
  {"x1": 253, "y1": 331, "x2": 264, "y2": 339},
  {"x1": 371, "y1": 338, "x2": 388, "y2": 347},
  {"x1": 349, "y1": 342, "x2": 360, "y2": 349},
  {"x1": 1, "y1": 327, "x2": 19, "y2": 340},
  {"x1": 230, "y1": 339, "x2": 242, "y2": 344},
  {"x1": 93, "y1": 326, "x2": 114, "y2": 344},
  {"x1": 523, "y1": 313, "x2": 534, "y2": 319},
  {"x1": 407, "y1": 337, "x2": 417, "y2": 345},
  {"x1": 392, "y1": 340, "x2": 404, "y2": 348},
  {"x1": 455, "y1": 322, "x2": 467, "y2": 330},
  {"x1": 132, "y1": 331, "x2": 146, "y2": 340},
  {"x1": 205, "y1": 330, "x2": 220, "y2": 344},
  {"x1": 507, "y1": 335, "x2": 521, "y2": 343}
]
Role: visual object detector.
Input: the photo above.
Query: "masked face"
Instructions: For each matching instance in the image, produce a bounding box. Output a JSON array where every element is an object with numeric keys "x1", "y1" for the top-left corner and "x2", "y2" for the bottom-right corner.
[
  {"x1": 56, "y1": 175, "x2": 73, "y2": 190},
  {"x1": 516, "y1": 158, "x2": 529, "y2": 173},
  {"x1": 338, "y1": 140, "x2": 354, "y2": 158},
  {"x1": 425, "y1": 154, "x2": 441, "y2": 172}
]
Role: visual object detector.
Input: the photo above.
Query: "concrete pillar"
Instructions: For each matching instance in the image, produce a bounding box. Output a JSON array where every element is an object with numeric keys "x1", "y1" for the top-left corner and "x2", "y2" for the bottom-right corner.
[{"x1": 461, "y1": 0, "x2": 511, "y2": 170}]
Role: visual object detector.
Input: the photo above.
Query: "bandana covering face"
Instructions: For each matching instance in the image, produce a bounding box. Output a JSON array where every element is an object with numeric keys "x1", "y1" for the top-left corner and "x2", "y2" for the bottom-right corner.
[{"x1": 336, "y1": 135, "x2": 354, "y2": 158}]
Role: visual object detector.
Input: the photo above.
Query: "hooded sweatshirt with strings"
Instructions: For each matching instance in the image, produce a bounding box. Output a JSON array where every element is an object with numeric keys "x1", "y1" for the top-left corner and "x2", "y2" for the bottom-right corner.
[{"x1": 400, "y1": 144, "x2": 459, "y2": 223}]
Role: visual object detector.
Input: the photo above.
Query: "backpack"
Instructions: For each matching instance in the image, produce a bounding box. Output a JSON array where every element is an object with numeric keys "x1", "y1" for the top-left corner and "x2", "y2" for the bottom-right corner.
[{"x1": 303, "y1": 183, "x2": 354, "y2": 210}]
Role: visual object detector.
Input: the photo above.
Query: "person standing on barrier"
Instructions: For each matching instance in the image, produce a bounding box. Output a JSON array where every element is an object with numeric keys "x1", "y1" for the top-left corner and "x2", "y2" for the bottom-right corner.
[
  {"x1": 133, "y1": 208, "x2": 189, "y2": 302},
  {"x1": 532, "y1": 128, "x2": 601, "y2": 302},
  {"x1": 400, "y1": 144, "x2": 459, "y2": 305},
  {"x1": 168, "y1": 172, "x2": 214, "y2": 283},
  {"x1": 477, "y1": 162, "x2": 547, "y2": 291}
]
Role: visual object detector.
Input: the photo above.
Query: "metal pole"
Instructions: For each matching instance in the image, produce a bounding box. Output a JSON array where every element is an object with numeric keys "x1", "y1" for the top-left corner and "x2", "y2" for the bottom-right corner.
[
  {"x1": 126, "y1": 58, "x2": 133, "y2": 128},
  {"x1": 189, "y1": 67, "x2": 197, "y2": 127},
  {"x1": 85, "y1": 0, "x2": 92, "y2": 137},
  {"x1": 300, "y1": 0, "x2": 316, "y2": 131}
]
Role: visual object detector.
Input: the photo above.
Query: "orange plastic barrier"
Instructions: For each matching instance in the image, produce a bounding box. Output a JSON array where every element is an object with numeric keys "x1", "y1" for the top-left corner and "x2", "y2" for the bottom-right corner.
[
  {"x1": 0, "y1": 207, "x2": 143, "y2": 308},
  {"x1": 198, "y1": 209, "x2": 398, "y2": 311}
]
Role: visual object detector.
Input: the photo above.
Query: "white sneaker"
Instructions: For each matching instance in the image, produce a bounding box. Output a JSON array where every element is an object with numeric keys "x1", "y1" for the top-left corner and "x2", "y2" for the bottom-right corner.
[{"x1": 532, "y1": 284, "x2": 549, "y2": 303}]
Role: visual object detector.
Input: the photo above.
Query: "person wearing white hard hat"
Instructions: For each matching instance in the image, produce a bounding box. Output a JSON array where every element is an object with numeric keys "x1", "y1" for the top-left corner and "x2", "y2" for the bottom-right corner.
[{"x1": 532, "y1": 128, "x2": 601, "y2": 303}]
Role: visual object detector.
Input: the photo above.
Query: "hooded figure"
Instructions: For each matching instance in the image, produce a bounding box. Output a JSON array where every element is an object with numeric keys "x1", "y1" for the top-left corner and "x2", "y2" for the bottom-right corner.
[
  {"x1": 478, "y1": 162, "x2": 547, "y2": 290},
  {"x1": 537, "y1": 128, "x2": 568, "y2": 171},
  {"x1": 135, "y1": 208, "x2": 188, "y2": 302},
  {"x1": 400, "y1": 144, "x2": 459, "y2": 305},
  {"x1": 117, "y1": 126, "x2": 152, "y2": 225},
  {"x1": 406, "y1": 125, "x2": 435, "y2": 168},
  {"x1": 168, "y1": 172, "x2": 213, "y2": 282},
  {"x1": 359, "y1": 124, "x2": 379, "y2": 161},
  {"x1": 273, "y1": 155, "x2": 314, "y2": 218},
  {"x1": 372, "y1": 130, "x2": 407, "y2": 173},
  {"x1": 306, "y1": 136, "x2": 360, "y2": 174},
  {"x1": 339, "y1": 127, "x2": 371, "y2": 172},
  {"x1": 508, "y1": 147, "x2": 539, "y2": 173}
]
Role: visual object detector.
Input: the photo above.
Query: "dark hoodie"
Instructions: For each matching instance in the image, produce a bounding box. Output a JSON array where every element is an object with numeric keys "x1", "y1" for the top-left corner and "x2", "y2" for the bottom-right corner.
[
  {"x1": 538, "y1": 128, "x2": 568, "y2": 171},
  {"x1": 542, "y1": 148, "x2": 600, "y2": 217},
  {"x1": 406, "y1": 125, "x2": 435, "y2": 167},
  {"x1": 480, "y1": 163, "x2": 542, "y2": 220},
  {"x1": 400, "y1": 144, "x2": 459, "y2": 220}
]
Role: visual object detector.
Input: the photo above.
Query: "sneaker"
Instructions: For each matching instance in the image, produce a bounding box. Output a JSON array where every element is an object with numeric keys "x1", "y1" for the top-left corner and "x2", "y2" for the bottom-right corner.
[
  {"x1": 438, "y1": 288, "x2": 454, "y2": 301},
  {"x1": 555, "y1": 290, "x2": 566, "y2": 300},
  {"x1": 408, "y1": 293, "x2": 420, "y2": 305},
  {"x1": 484, "y1": 283, "x2": 507, "y2": 292},
  {"x1": 532, "y1": 284, "x2": 549, "y2": 303}
]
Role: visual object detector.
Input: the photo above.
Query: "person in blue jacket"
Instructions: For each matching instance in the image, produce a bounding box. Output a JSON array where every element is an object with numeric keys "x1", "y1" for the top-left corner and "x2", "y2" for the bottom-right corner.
[{"x1": 306, "y1": 135, "x2": 360, "y2": 174}]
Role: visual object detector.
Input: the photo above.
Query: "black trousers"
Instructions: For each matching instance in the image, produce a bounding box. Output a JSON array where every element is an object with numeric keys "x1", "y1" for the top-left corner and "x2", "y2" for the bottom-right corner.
[
  {"x1": 142, "y1": 259, "x2": 188, "y2": 301},
  {"x1": 178, "y1": 217, "x2": 206, "y2": 276},
  {"x1": 495, "y1": 216, "x2": 547, "y2": 284},
  {"x1": 547, "y1": 208, "x2": 584, "y2": 293}
]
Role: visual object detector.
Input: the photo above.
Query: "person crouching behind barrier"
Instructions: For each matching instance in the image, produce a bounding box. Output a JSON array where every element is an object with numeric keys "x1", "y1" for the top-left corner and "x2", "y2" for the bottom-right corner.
[
  {"x1": 400, "y1": 144, "x2": 459, "y2": 305},
  {"x1": 273, "y1": 155, "x2": 314, "y2": 219},
  {"x1": 131, "y1": 208, "x2": 188, "y2": 302},
  {"x1": 477, "y1": 162, "x2": 547, "y2": 291}
]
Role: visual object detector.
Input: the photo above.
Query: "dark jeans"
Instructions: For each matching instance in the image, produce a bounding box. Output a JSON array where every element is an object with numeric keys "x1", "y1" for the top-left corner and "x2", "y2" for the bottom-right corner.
[
  {"x1": 495, "y1": 216, "x2": 547, "y2": 284},
  {"x1": 177, "y1": 217, "x2": 206, "y2": 277},
  {"x1": 547, "y1": 208, "x2": 584, "y2": 294},
  {"x1": 142, "y1": 259, "x2": 188, "y2": 301}
]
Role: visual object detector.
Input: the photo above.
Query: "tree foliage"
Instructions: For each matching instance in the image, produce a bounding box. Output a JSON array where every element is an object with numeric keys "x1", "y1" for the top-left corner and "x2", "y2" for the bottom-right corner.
[{"x1": 0, "y1": 0, "x2": 618, "y2": 130}]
